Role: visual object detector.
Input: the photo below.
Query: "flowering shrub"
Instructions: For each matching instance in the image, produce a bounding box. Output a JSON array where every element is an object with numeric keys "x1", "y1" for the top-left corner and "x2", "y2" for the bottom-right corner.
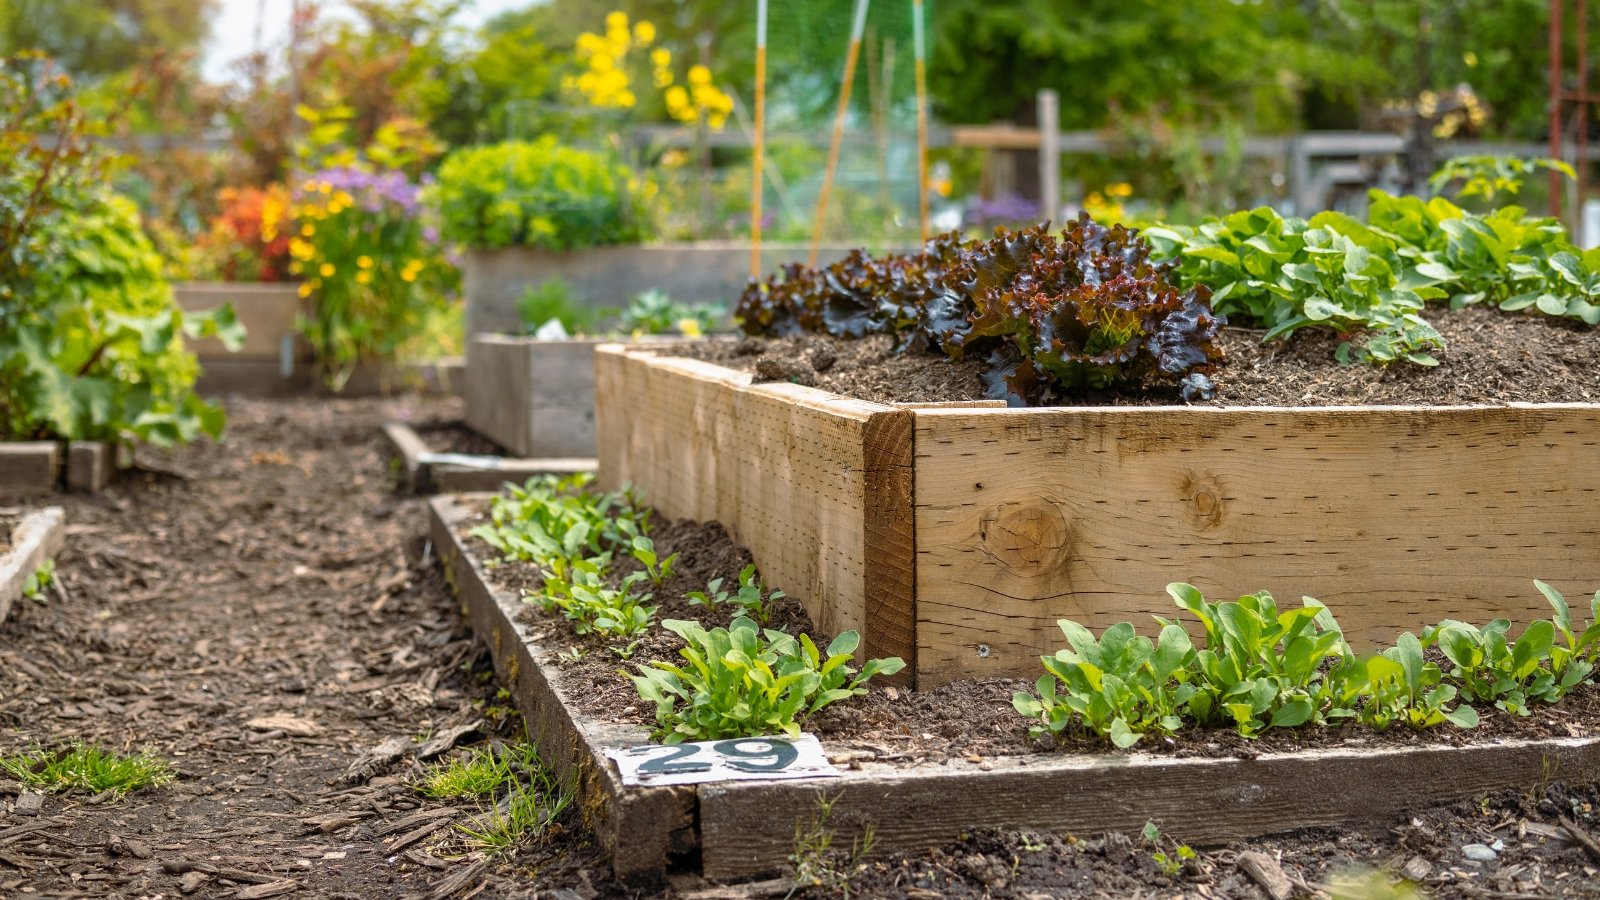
[
  {"x1": 431, "y1": 137, "x2": 649, "y2": 250},
  {"x1": 563, "y1": 10, "x2": 733, "y2": 129},
  {"x1": 290, "y1": 166, "x2": 458, "y2": 389},
  {"x1": 198, "y1": 184, "x2": 293, "y2": 282}
]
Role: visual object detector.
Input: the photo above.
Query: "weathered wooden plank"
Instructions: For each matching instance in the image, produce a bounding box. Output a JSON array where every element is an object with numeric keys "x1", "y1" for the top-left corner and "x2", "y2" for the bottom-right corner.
[
  {"x1": 465, "y1": 337, "x2": 598, "y2": 459},
  {"x1": 429, "y1": 496, "x2": 694, "y2": 883},
  {"x1": 381, "y1": 423, "x2": 432, "y2": 492},
  {"x1": 699, "y1": 735, "x2": 1600, "y2": 880},
  {"x1": 596, "y1": 345, "x2": 898, "y2": 648},
  {"x1": 0, "y1": 506, "x2": 66, "y2": 624},
  {"x1": 66, "y1": 442, "x2": 111, "y2": 493},
  {"x1": 0, "y1": 443, "x2": 59, "y2": 496},
  {"x1": 432, "y1": 458, "x2": 597, "y2": 493},
  {"x1": 913, "y1": 403, "x2": 1600, "y2": 682}
]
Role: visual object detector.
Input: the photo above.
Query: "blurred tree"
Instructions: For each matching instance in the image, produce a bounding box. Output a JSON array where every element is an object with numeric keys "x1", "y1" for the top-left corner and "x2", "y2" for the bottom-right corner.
[{"x1": 0, "y1": 0, "x2": 217, "y2": 80}]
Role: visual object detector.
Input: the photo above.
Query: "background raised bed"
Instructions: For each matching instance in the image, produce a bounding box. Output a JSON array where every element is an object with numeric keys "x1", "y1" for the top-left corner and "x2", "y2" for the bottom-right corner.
[
  {"x1": 595, "y1": 344, "x2": 1600, "y2": 686},
  {"x1": 173, "y1": 281, "x2": 311, "y2": 395},
  {"x1": 463, "y1": 243, "x2": 915, "y2": 337}
]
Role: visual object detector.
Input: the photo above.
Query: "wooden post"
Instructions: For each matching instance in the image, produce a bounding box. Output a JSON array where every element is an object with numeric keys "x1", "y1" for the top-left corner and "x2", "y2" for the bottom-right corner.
[
  {"x1": 913, "y1": 0, "x2": 930, "y2": 242},
  {"x1": 1037, "y1": 88, "x2": 1060, "y2": 224},
  {"x1": 809, "y1": 0, "x2": 871, "y2": 265},
  {"x1": 1551, "y1": 0, "x2": 1565, "y2": 222},
  {"x1": 750, "y1": 0, "x2": 768, "y2": 279}
]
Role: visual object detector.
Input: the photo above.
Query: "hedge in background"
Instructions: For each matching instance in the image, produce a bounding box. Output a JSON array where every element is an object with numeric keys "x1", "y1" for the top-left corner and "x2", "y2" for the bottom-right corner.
[{"x1": 431, "y1": 137, "x2": 649, "y2": 251}]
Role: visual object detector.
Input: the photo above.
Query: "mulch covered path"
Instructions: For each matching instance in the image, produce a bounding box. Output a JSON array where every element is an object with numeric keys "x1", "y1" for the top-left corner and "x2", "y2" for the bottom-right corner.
[{"x1": 0, "y1": 396, "x2": 609, "y2": 899}]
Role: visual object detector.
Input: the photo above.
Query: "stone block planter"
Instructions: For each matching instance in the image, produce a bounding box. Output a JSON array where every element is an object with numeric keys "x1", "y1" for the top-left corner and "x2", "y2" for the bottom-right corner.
[
  {"x1": 594, "y1": 343, "x2": 1600, "y2": 686},
  {"x1": 463, "y1": 243, "x2": 916, "y2": 338}
]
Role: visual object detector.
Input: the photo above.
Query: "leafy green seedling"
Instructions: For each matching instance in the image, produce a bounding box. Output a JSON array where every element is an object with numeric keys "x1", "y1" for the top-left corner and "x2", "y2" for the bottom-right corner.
[
  {"x1": 631, "y1": 617, "x2": 904, "y2": 743},
  {"x1": 629, "y1": 535, "x2": 678, "y2": 588},
  {"x1": 22, "y1": 559, "x2": 54, "y2": 601}
]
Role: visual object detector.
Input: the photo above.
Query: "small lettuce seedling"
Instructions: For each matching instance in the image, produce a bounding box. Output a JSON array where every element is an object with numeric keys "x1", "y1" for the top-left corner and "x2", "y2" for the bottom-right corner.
[
  {"x1": 533, "y1": 559, "x2": 656, "y2": 638},
  {"x1": 631, "y1": 617, "x2": 905, "y2": 743},
  {"x1": 629, "y1": 535, "x2": 678, "y2": 588},
  {"x1": 686, "y1": 565, "x2": 786, "y2": 624}
]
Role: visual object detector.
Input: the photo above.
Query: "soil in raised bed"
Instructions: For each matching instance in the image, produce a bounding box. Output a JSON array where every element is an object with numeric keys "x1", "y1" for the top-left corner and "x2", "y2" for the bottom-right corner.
[
  {"x1": 667, "y1": 304, "x2": 1600, "y2": 407},
  {"x1": 411, "y1": 418, "x2": 508, "y2": 456},
  {"x1": 457, "y1": 499, "x2": 1600, "y2": 767}
]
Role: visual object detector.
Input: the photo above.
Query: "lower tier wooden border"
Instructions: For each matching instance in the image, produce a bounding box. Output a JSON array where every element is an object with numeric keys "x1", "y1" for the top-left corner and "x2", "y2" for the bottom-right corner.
[
  {"x1": 430, "y1": 493, "x2": 1600, "y2": 883},
  {"x1": 1, "y1": 442, "x2": 118, "y2": 495},
  {"x1": 0, "y1": 506, "x2": 66, "y2": 624},
  {"x1": 383, "y1": 422, "x2": 595, "y2": 494}
]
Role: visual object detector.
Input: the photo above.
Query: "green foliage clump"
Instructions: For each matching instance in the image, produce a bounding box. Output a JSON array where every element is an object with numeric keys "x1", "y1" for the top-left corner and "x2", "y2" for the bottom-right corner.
[
  {"x1": 631, "y1": 617, "x2": 905, "y2": 744},
  {"x1": 432, "y1": 137, "x2": 649, "y2": 251},
  {"x1": 1015, "y1": 580, "x2": 1600, "y2": 747},
  {"x1": 471, "y1": 474, "x2": 657, "y2": 641},
  {"x1": 620, "y1": 289, "x2": 726, "y2": 336},
  {"x1": 1146, "y1": 186, "x2": 1600, "y2": 369},
  {"x1": 0, "y1": 55, "x2": 239, "y2": 445}
]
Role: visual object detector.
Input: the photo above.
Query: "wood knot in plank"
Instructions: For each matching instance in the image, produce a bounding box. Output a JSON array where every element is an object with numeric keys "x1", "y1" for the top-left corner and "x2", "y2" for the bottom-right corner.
[
  {"x1": 977, "y1": 501, "x2": 1070, "y2": 577},
  {"x1": 1181, "y1": 473, "x2": 1227, "y2": 531}
]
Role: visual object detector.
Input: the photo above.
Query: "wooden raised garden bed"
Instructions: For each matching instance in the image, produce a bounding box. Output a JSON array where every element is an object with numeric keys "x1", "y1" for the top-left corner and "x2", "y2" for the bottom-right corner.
[
  {"x1": 0, "y1": 506, "x2": 65, "y2": 624},
  {"x1": 430, "y1": 492, "x2": 1600, "y2": 884},
  {"x1": 174, "y1": 281, "x2": 311, "y2": 395},
  {"x1": 463, "y1": 336, "x2": 605, "y2": 459},
  {"x1": 464, "y1": 243, "x2": 915, "y2": 337},
  {"x1": 594, "y1": 343, "x2": 1600, "y2": 687},
  {"x1": 382, "y1": 421, "x2": 593, "y2": 494},
  {"x1": 0, "y1": 441, "x2": 119, "y2": 496}
]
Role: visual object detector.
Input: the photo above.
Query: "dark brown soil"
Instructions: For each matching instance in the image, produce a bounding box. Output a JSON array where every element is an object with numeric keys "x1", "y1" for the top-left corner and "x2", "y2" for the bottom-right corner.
[
  {"x1": 458, "y1": 501, "x2": 1600, "y2": 766},
  {"x1": 669, "y1": 305, "x2": 1600, "y2": 407},
  {"x1": 411, "y1": 419, "x2": 506, "y2": 456},
  {"x1": 0, "y1": 510, "x2": 17, "y2": 558}
]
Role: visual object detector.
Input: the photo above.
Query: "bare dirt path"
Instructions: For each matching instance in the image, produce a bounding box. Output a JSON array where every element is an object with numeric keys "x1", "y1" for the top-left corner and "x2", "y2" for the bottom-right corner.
[{"x1": 0, "y1": 396, "x2": 606, "y2": 899}]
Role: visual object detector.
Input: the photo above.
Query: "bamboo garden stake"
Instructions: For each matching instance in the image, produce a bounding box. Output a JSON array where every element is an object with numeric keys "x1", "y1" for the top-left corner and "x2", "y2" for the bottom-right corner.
[
  {"x1": 750, "y1": 0, "x2": 768, "y2": 280},
  {"x1": 809, "y1": 0, "x2": 872, "y2": 266},
  {"x1": 913, "y1": 0, "x2": 929, "y2": 242}
]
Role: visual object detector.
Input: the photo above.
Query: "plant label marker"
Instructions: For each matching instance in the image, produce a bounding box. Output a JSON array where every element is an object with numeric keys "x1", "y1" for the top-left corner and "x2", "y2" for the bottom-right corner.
[{"x1": 608, "y1": 734, "x2": 837, "y2": 787}]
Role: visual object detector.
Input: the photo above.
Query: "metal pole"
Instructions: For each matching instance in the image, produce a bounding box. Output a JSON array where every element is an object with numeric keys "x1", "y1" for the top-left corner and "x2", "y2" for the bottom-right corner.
[
  {"x1": 809, "y1": 0, "x2": 871, "y2": 266},
  {"x1": 1037, "y1": 89, "x2": 1060, "y2": 225},
  {"x1": 913, "y1": 0, "x2": 930, "y2": 242},
  {"x1": 1551, "y1": 0, "x2": 1565, "y2": 222},
  {"x1": 751, "y1": 0, "x2": 768, "y2": 280},
  {"x1": 1578, "y1": 0, "x2": 1588, "y2": 221}
]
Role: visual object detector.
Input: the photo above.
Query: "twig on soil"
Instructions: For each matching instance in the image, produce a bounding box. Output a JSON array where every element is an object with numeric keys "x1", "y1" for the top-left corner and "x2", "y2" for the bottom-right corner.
[{"x1": 1558, "y1": 814, "x2": 1600, "y2": 864}]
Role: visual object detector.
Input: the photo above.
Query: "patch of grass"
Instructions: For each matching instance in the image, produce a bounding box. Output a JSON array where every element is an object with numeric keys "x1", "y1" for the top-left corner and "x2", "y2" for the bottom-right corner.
[
  {"x1": 0, "y1": 743, "x2": 172, "y2": 795},
  {"x1": 446, "y1": 744, "x2": 572, "y2": 856},
  {"x1": 417, "y1": 744, "x2": 538, "y2": 800},
  {"x1": 791, "y1": 792, "x2": 876, "y2": 894}
]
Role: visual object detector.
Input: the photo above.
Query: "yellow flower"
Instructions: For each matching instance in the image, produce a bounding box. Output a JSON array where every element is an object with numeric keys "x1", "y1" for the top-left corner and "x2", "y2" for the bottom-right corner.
[
  {"x1": 356, "y1": 271, "x2": 373, "y2": 285},
  {"x1": 605, "y1": 11, "x2": 627, "y2": 31},
  {"x1": 301, "y1": 180, "x2": 318, "y2": 193},
  {"x1": 327, "y1": 200, "x2": 345, "y2": 214},
  {"x1": 318, "y1": 182, "x2": 332, "y2": 195},
  {"x1": 676, "y1": 318, "x2": 703, "y2": 338},
  {"x1": 650, "y1": 48, "x2": 671, "y2": 68},
  {"x1": 333, "y1": 190, "x2": 354, "y2": 207},
  {"x1": 289, "y1": 237, "x2": 314, "y2": 259},
  {"x1": 401, "y1": 269, "x2": 417, "y2": 283},
  {"x1": 633, "y1": 21, "x2": 655, "y2": 44},
  {"x1": 357, "y1": 255, "x2": 374, "y2": 269},
  {"x1": 261, "y1": 225, "x2": 278, "y2": 242},
  {"x1": 589, "y1": 51, "x2": 614, "y2": 72},
  {"x1": 297, "y1": 282, "x2": 314, "y2": 298},
  {"x1": 301, "y1": 223, "x2": 315, "y2": 237},
  {"x1": 665, "y1": 85, "x2": 689, "y2": 111},
  {"x1": 616, "y1": 89, "x2": 636, "y2": 109},
  {"x1": 320, "y1": 263, "x2": 335, "y2": 277},
  {"x1": 688, "y1": 64, "x2": 711, "y2": 86},
  {"x1": 654, "y1": 69, "x2": 673, "y2": 89}
]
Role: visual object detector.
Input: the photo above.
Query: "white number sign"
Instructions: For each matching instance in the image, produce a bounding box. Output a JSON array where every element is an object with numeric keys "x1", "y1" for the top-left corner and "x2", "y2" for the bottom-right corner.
[{"x1": 607, "y1": 733, "x2": 838, "y2": 787}]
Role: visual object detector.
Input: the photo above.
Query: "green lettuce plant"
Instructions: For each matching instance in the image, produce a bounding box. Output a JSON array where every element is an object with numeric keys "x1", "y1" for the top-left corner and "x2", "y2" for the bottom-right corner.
[{"x1": 631, "y1": 618, "x2": 905, "y2": 743}]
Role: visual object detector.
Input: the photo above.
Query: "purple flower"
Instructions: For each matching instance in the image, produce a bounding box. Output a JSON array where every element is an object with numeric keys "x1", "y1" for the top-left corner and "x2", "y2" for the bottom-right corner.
[
  {"x1": 964, "y1": 194, "x2": 1040, "y2": 228},
  {"x1": 296, "y1": 166, "x2": 423, "y2": 217}
]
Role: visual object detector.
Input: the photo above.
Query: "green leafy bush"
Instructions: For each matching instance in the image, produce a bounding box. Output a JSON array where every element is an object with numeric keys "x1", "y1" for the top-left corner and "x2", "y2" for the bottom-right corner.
[
  {"x1": 1015, "y1": 581, "x2": 1600, "y2": 747},
  {"x1": 631, "y1": 617, "x2": 905, "y2": 743},
  {"x1": 0, "y1": 56, "x2": 239, "y2": 445},
  {"x1": 432, "y1": 137, "x2": 649, "y2": 251}
]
